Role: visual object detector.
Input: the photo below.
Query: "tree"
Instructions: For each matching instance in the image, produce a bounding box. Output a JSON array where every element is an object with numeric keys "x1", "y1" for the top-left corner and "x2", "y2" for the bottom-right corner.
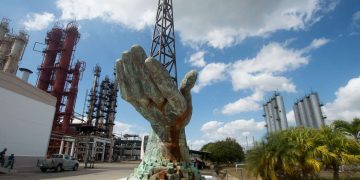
[
  {"x1": 316, "y1": 126, "x2": 360, "y2": 180},
  {"x1": 246, "y1": 126, "x2": 360, "y2": 180},
  {"x1": 201, "y1": 138, "x2": 245, "y2": 164},
  {"x1": 332, "y1": 118, "x2": 360, "y2": 140},
  {"x1": 246, "y1": 127, "x2": 322, "y2": 180}
]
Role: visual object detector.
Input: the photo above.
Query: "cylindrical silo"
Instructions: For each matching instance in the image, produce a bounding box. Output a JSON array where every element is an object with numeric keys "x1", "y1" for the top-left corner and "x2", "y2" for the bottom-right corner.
[
  {"x1": 266, "y1": 103, "x2": 275, "y2": 133},
  {"x1": 263, "y1": 104, "x2": 271, "y2": 133},
  {"x1": 276, "y1": 95, "x2": 288, "y2": 130},
  {"x1": 303, "y1": 96, "x2": 315, "y2": 128},
  {"x1": 309, "y1": 92, "x2": 324, "y2": 128},
  {"x1": 3, "y1": 30, "x2": 28, "y2": 74},
  {"x1": 271, "y1": 99, "x2": 281, "y2": 131},
  {"x1": 267, "y1": 102, "x2": 276, "y2": 132},
  {"x1": 293, "y1": 103, "x2": 302, "y2": 126},
  {"x1": 297, "y1": 100, "x2": 308, "y2": 127}
]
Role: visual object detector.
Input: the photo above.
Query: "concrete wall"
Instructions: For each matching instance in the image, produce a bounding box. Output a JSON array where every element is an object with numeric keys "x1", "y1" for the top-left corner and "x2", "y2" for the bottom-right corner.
[{"x1": 0, "y1": 72, "x2": 56, "y2": 160}]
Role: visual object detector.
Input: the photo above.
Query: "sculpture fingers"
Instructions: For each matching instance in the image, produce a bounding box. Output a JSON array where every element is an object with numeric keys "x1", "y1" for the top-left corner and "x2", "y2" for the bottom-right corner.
[
  {"x1": 116, "y1": 59, "x2": 132, "y2": 101},
  {"x1": 180, "y1": 70, "x2": 198, "y2": 104},
  {"x1": 145, "y1": 57, "x2": 187, "y2": 117},
  {"x1": 116, "y1": 45, "x2": 168, "y2": 124}
]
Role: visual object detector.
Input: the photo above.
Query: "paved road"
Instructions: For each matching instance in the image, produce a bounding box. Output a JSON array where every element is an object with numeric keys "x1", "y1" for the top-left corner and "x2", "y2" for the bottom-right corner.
[
  {"x1": 0, "y1": 161, "x2": 139, "y2": 180},
  {"x1": 0, "y1": 161, "x2": 234, "y2": 180}
]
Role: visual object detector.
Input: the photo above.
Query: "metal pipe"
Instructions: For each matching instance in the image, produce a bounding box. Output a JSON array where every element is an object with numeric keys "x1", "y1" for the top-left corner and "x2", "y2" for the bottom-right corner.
[{"x1": 3, "y1": 30, "x2": 28, "y2": 74}]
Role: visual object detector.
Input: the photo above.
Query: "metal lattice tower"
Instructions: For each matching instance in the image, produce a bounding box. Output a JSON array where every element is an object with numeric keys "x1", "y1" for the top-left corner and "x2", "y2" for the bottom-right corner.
[{"x1": 150, "y1": 0, "x2": 178, "y2": 86}]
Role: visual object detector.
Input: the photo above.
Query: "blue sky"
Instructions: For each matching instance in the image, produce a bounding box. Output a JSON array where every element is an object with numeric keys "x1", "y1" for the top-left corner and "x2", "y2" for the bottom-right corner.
[{"x1": 1, "y1": 0, "x2": 360, "y2": 150}]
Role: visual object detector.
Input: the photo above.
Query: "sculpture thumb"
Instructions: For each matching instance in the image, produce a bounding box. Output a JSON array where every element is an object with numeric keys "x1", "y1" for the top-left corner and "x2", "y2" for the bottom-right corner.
[{"x1": 180, "y1": 70, "x2": 198, "y2": 103}]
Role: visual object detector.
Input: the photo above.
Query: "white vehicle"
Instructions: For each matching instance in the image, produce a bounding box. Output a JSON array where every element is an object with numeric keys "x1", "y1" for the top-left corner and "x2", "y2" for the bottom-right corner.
[{"x1": 37, "y1": 154, "x2": 79, "y2": 172}]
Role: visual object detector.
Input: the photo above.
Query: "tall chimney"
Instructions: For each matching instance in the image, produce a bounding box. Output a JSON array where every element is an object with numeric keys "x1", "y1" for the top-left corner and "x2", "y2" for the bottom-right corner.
[{"x1": 19, "y1": 67, "x2": 33, "y2": 82}]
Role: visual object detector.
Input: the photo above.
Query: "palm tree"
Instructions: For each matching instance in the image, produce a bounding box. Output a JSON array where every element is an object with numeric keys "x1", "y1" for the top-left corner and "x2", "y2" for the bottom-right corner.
[
  {"x1": 282, "y1": 127, "x2": 322, "y2": 179},
  {"x1": 332, "y1": 118, "x2": 360, "y2": 140},
  {"x1": 246, "y1": 127, "x2": 322, "y2": 179},
  {"x1": 316, "y1": 126, "x2": 360, "y2": 180}
]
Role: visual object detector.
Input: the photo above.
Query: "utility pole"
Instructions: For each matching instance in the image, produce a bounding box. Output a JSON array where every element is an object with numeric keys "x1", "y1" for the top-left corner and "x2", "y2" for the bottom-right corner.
[{"x1": 150, "y1": 0, "x2": 178, "y2": 86}]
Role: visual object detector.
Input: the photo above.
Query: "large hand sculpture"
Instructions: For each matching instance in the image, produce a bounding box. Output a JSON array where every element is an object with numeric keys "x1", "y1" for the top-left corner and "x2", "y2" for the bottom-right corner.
[{"x1": 116, "y1": 45, "x2": 200, "y2": 179}]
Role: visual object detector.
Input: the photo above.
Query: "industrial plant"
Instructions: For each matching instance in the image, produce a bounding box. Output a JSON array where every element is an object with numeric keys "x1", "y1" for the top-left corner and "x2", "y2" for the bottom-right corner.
[
  {"x1": 1, "y1": 17, "x2": 57, "y2": 168},
  {"x1": 0, "y1": 18, "x2": 29, "y2": 75},
  {"x1": 263, "y1": 92, "x2": 289, "y2": 133},
  {"x1": 0, "y1": 18, "x2": 119, "y2": 168},
  {"x1": 35, "y1": 22, "x2": 86, "y2": 156},
  {"x1": 293, "y1": 92, "x2": 325, "y2": 129}
]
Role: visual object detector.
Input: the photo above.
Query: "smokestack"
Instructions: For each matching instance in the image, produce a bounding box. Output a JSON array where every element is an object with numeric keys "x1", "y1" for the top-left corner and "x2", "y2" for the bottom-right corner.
[{"x1": 19, "y1": 67, "x2": 32, "y2": 82}]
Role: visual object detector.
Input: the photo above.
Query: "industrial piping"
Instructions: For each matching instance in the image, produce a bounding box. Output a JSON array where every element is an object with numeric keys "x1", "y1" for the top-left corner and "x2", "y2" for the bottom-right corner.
[
  {"x1": 52, "y1": 22, "x2": 80, "y2": 131},
  {"x1": 37, "y1": 26, "x2": 63, "y2": 91},
  {"x1": 87, "y1": 65, "x2": 101, "y2": 125},
  {"x1": 62, "y1": 61, "x2": 85, "y2": 133}
]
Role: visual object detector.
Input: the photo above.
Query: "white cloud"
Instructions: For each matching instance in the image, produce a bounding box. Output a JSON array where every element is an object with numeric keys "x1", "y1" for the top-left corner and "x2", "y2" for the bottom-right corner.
[
  {"x1": 230, "y1": 42, "x2": 308, "y2": 93},
  {"x1": 221, "y1": 91, "x2": 263, "y2": 115},
  {"x1": 192, "y1": 63, "x2": 229, "y2": 93},
  {"x1": 23, "y1": 12, "x2": 55, "y2": 31},
  {"x1": 56, "y1": 0, "x2": 155, "y2": 30},
  {"x1": 190, "y1": 39, "x2": 328, "y2": 114},
  {"x1": 286, "y1": 110, "x2": 296, "y2": 126},
  {"x1": 174, "y1": 0, "x2": 336, "y2": 48},
  {"x1": 113, "y1": 121, "x2": 135, "y2": 135},
  {"x1": 187, "y1": 139, "x2": 208, "y2": 151},
  {"x1": 201, "y1": 119, "x2": 266, "y2": 143},
  {"x1": 187, "y1": 51, "x2": 207, "y2": 68},
  {"x1": 323, "y1": 76, "x2": 360, "y2": 122},
  {"x1": 197, "y1": 39, "x2": 326, "y2": 114},
  {"x1": 200, "y1": 121, "x2": 224, "y2": 132},
  {"x1": 353, "y1": 11, "x2": 360, "y2": 26},
  {"x1": 302, "y1": 38, "x2": 330, "y2": 53},
  {"x1": 55, "y1": 0, "x2": 337, "y2": 48}
]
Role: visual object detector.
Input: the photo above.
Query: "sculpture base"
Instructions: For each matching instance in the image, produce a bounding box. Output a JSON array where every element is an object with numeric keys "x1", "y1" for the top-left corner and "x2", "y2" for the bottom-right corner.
[
  {"x1": 127, "y1": 130, "x2": 200, "y2": 180},
  {"x1": 128, "y1": 160, "x2": 201, "y2": 180}
]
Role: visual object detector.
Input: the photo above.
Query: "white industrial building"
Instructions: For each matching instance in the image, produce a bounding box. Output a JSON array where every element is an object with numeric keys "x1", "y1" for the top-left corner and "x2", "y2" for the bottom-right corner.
[{"x1": 0, "y1": 71, "x2": 56, "y2": 168}]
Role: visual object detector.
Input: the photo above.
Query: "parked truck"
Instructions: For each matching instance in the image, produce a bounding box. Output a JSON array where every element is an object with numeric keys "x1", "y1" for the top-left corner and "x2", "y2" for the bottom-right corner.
[{"x1": 37, "y1": 154, "x2": 79, "y2": 172}]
